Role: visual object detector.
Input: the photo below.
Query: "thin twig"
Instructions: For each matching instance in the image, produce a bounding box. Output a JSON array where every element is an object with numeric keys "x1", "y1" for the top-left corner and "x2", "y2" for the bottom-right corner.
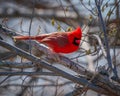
[
  {"x1": 0, "y1": 71, "x2": 59, "y2": 76},
  {"x1": 0, "y1": 81, "x2": 72, "y2": 88},
  {"x1": 95, "y1": 0, "x2": 118, "y2": 78}
]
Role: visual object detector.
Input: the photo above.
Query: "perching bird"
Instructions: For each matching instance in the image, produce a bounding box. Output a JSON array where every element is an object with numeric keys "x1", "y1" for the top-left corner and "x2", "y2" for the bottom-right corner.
[{"x1": 13, "y1": 27, "x2": 82, "y2": 54}]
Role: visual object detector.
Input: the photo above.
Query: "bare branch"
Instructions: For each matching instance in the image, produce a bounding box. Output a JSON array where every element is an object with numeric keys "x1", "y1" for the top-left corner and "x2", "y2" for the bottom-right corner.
[
  {"x1": 0, "y1": 40, "x2": 108, "y2": 95},
  {"x1": 0, "y1": 82, "x2": 72, "y2": 88},
  {"x1": 0, "y1": 24, "x2": 120, "y2": 96},
  {"x1": 0, "y1": 61, "x2": 33, "y2": 68},
  {"x1": 0, "y1": 71, "x2": 59, "y2": 76}
]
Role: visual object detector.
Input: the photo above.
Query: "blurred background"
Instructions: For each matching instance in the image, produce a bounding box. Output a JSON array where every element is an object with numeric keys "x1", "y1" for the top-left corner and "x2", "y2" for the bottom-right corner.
[{"x1": 0, "y1": 0, "x2": 120, "y2": 96}]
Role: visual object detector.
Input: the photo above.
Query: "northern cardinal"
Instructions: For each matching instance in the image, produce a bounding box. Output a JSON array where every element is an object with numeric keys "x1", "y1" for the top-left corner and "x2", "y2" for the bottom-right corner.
[{"x1": 13, "y1": 27, "x2": 82, "y2": 53}]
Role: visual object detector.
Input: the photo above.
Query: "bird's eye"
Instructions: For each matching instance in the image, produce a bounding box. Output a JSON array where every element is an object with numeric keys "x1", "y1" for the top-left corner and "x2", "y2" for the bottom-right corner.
[{"x1": 72, "y1": 37, "x2": 80, "y2": 46}]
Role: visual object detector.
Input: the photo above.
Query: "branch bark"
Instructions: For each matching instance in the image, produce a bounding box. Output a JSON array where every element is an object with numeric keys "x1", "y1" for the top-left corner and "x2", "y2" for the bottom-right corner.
[
  {"x1": 0, "y1": 40, "x2": 108, "y2": 95},
  {"x1": 0, "y1": 24, "x2": 120, "y2": 96}
]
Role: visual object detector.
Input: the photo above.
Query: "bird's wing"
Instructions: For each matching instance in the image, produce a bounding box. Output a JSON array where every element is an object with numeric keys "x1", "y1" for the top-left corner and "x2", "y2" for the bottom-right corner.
[
  {"x1": 35, "y1": 34, "x2": 50, "y2": 40},
  {"x1": 40, "y1": 32, "x2": 69, "y2": 48}
]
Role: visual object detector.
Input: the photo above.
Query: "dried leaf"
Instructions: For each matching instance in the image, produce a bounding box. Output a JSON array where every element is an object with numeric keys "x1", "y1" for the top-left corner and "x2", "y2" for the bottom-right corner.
[
  {"x1": 37, "y1": 25, "x2": 41, "y2": 35},
  {"x1": 66, "y1": 27, "x2": 73, "y2": 31},
  {"x1": 57, "y1": 24, "x2": 61, "y2": 31},
  {"x1": 65, "y1": 6, "x2": 69, "y2": 12},
  {"x1": 109, "y1": 28, "x2": 117, "y2": 36},
  {"x1": 85, "y1": 49, "x2": 91, "y2": 55},
  {"x1": 51, "y1": 18, "x2": 55, "y2": 26},
  {"x1": 89, "y1": 15, "x2": 93, "y2": 21},
  {"x1": 13, "y1": 37, "x2": 17, "y2": 42},
  {"x1": 107, "y1": 9, "x2": 112, "y2": 17}
]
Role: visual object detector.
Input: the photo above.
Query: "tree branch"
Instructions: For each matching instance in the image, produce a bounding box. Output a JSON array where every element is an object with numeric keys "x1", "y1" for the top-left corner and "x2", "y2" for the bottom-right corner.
[
  {"x1": 0, "y1": 71, "x2": 59, "y2": 76},
  {"x1": 0, "y1": 61, "x2": 34, "y2": 68},
  {"x1": 1, "y1": 39, "x2": 120, "y2": 95},
  {"x1": 0, "y1": 24, "x2": 120, "y2": 96},
  {"x1": 95, "y1": 0, "x2": 118, "y2": 78}
]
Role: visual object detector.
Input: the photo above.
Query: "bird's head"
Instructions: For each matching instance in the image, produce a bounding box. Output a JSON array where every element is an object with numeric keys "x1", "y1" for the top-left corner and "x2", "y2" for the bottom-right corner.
[
  {"x1": 71, "y1": 26, "x2": 82, "y2": 46},
  {"x1": 74, "y1": 26, "x2": 82, "y2": 39}
]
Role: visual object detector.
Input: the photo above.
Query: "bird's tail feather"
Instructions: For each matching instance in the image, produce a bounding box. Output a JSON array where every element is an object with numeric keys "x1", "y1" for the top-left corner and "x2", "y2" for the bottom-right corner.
[{"x1": 13, "y1": 36, "x2": 36, "y2": 41}]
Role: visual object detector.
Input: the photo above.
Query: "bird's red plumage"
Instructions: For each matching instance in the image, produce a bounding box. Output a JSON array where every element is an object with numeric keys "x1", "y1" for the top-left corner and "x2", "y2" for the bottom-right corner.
[{"x1": 13, "y1": 27, "x2": 82, "y2": 53}]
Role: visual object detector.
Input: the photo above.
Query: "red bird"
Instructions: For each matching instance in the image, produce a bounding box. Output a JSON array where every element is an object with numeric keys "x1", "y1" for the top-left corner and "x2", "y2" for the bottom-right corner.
[{"x1": 13, "y1": 27, "x2": 82, "y2": 54}]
